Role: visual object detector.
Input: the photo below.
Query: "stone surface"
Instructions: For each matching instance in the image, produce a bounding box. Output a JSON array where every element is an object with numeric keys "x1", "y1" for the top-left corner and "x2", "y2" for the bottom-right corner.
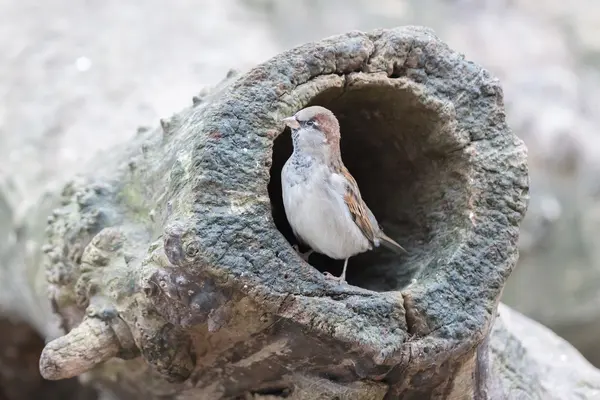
[{"x1": 490, "y1": 304, "x2": 600, "y2": 400}]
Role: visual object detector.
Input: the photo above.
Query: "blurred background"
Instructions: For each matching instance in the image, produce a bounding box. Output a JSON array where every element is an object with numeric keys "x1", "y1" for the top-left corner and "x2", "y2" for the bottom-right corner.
[{"x1": 1, "y1": 0, "x2": 600, "y2": 397}]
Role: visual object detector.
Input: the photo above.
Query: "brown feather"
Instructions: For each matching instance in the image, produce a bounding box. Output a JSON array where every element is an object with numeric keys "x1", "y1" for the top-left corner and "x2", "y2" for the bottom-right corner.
[
  {"x1": 339, "y1": 165, "x2": 379, "y2": 246},
  {"x1": 338, "y1": 162, "x2": 407, "y2": 254},
  {"x1": 378, "y1": 231, "x2": 408, "y2": 254}
]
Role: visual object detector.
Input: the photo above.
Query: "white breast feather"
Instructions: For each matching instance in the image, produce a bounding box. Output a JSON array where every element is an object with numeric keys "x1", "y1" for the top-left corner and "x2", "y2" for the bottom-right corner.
[{"x1": 281, "y1": 162, "x2": 370, "y2": 260}]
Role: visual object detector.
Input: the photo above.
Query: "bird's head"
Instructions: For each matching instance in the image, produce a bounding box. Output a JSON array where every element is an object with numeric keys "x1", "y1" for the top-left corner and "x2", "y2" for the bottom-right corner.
[{"x1": 282, "y1": 106, "x2": 341, "y2": 158}]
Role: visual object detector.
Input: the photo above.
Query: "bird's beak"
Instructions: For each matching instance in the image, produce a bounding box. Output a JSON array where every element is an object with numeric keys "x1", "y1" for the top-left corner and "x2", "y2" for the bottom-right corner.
[{"x1": 282, "y1": 116, "x2": 300, "y2": 130}]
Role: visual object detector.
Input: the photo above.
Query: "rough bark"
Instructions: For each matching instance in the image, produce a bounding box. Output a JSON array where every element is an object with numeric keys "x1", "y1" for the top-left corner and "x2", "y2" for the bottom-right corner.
[{"x1": 3, "y1": 25, "x2": 535, "y2": 398}]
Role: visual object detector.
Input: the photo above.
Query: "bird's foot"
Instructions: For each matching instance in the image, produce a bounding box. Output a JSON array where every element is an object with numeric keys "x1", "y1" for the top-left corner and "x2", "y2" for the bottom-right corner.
[
  {"x1": 292, "y1": 245, "x2": 313, "y2": 262},
  {"x1": 323, "y1": 271, "x2": 346, "y2": 284}
]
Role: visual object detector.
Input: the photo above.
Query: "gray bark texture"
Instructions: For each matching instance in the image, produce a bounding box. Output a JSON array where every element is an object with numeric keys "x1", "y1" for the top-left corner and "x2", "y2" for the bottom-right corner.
[{"x1": 3, "y1": 25, "x2": 597, "y2": 399}]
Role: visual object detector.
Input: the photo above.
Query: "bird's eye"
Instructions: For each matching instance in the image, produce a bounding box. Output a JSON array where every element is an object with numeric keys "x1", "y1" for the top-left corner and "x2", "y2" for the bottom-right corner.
[{"x1": 306, "y1": 120, "x2": 317, "y2": 127}]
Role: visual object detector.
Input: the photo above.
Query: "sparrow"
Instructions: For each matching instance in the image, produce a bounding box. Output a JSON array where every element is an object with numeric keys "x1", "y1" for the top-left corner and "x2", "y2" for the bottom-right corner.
[{"x1": 281, "y1": 105, "x2": 407, "y2": 283}]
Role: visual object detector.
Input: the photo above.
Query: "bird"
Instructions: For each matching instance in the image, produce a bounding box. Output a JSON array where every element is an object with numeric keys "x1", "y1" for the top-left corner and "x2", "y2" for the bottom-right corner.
[{"x1": 280, "y1": 105, "x2": 407, "y2": 283}]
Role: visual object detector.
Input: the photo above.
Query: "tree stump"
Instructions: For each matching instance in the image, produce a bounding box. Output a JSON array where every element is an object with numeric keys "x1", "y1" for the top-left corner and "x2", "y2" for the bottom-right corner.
[{"x1": 38, "y1": 26, "x2": 528, "y2": 399}]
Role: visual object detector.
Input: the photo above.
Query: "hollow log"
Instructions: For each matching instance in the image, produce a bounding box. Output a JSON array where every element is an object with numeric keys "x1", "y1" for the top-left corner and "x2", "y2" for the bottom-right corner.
[
  {"x1": 2, "y1": 25, "x2": 547, "y2": 399},
  {"x1": 33, "y1": 25, "x2": 529, "y2": 399}
]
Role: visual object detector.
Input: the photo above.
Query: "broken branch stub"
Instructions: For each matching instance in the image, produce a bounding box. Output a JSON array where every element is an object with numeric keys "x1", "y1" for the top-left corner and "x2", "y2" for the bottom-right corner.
[
  {"x1": 40, "y1": 26, "x2": 528, "y2": 399},
  {"x1": 39, "y1": 317, "x2": 119, "y2": 380}
]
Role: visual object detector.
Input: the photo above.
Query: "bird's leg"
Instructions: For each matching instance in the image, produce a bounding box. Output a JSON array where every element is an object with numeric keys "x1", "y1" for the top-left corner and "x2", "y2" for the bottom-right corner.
[
  {"x1": 339, "y1": 258, "x2": 348, "y2": 282},
  {"x1": 324, "y1": 258, "x2": 348, "y2": 283},
  {"x1": 292, "y1": 244, "x2": 313, "y2": 262}
]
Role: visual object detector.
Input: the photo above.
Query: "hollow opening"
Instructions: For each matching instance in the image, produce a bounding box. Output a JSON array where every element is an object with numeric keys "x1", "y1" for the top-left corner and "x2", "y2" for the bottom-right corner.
[{"x1": 268, "y1": 78, "x2": 471, "y2": 291}]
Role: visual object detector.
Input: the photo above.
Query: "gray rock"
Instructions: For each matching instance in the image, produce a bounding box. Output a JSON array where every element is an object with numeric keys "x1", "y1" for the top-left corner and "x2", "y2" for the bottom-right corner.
[{"x1": 490, "y1": 304, "x2": 600, "y2": 400}]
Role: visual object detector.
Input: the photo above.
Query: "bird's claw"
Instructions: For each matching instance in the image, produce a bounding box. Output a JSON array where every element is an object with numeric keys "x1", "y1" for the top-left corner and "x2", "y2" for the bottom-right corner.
[
  {"x1": 292, "y1": 245, "x2": 313, "y2": 262},
  {"x1": 323, "y1": 271, "x2": 346, "y2": 284}
]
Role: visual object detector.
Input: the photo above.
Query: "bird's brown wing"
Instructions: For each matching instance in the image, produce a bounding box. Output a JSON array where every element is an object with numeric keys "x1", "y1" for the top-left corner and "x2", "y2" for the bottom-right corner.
[
  {"x1": 339, "y1": 166, "x2": 379, "y2": 246},
  {"x1": 339, "y1": 166, "x2": 408, "y2": 254}
]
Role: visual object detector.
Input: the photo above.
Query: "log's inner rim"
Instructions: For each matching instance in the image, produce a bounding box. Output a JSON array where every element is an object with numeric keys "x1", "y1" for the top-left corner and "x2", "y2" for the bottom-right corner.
[{"x1": 268, "y1": 75, "x2": 471, "y2": 291}]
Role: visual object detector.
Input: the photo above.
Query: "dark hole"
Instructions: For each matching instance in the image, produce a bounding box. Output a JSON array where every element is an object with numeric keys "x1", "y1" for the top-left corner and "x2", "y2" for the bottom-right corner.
[
  {"x1": 246, "y1": 385, "x2": 292, "y2": 398},
  {"x1": 268, "y1": 80, "x2": 470, "y2": 291}
]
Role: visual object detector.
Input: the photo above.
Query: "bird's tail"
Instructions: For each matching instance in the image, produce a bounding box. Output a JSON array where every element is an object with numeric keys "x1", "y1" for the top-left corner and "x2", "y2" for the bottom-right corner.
[{"x1": 378, "y1": 232, "x2": 408, "y2": 255}]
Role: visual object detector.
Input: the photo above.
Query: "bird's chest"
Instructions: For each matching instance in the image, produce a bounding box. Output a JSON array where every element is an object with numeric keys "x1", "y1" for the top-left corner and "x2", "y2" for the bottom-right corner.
[
  {"x1": 282, "y1": 161, "x2": 338, "y2": 221},
  {"x1": 281, "y1": 158, "x2": 367, "y2": 258}
]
